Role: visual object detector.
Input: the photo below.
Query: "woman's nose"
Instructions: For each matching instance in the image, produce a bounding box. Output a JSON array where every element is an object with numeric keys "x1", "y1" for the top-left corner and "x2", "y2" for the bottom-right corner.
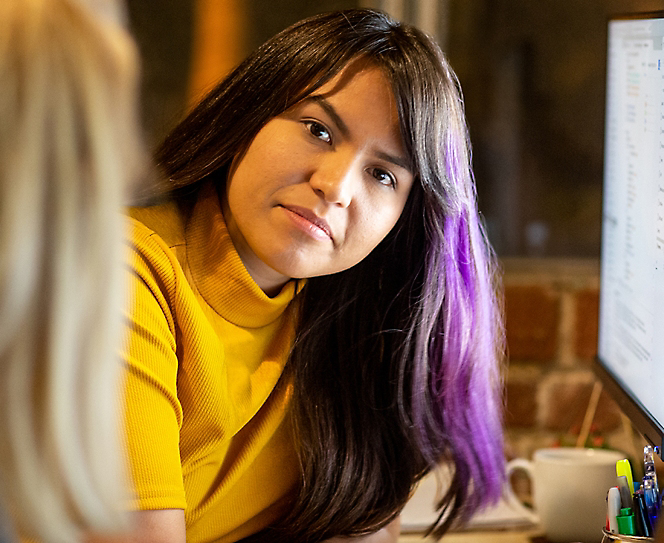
[{"x1": 309, "y1": 153, "x2": 359, "y2": 207}]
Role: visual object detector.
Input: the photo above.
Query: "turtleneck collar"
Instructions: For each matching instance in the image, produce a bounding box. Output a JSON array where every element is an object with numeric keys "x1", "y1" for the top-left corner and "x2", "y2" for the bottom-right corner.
[{"x1": 186, "y1": 183, "x2": 301, "y2": 328}]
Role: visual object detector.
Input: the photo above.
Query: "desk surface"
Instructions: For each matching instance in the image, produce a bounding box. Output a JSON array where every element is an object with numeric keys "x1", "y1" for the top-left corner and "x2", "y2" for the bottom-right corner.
[{"x1": 399, "y1": 529, "x2": 544, "y2": 542}]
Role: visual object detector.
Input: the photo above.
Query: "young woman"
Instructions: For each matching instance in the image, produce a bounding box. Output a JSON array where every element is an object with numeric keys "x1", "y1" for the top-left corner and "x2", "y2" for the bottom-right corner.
[
  {"x1": 123, "y1": 9, "x2": 505, "y2": 543},
  {"x1": 0, "y1": 0, "x2": 143, "y2": 541}
]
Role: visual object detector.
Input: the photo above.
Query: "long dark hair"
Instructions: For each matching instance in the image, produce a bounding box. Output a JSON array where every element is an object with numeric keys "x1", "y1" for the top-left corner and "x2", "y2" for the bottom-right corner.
[{"x1": 157, "y1": 9, "x2": 505, "y2": 542}]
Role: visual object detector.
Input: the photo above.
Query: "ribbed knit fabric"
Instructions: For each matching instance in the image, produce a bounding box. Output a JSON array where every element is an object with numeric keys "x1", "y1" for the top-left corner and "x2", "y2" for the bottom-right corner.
[{"x1": 123, "y1": 182, "x2": 301, "y2": 542}]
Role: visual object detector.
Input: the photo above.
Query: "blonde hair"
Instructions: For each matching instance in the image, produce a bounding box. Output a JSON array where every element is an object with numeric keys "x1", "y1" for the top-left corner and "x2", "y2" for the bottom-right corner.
[{"x1": 0, "y1": 0, "x2": 143, "y2": 540}]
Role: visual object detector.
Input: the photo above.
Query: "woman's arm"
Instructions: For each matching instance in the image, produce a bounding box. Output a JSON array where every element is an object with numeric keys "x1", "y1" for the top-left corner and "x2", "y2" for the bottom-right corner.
[
  {"x1": 129, "y1": 510, "x2": 186, "y2": 543},
  {"x1": 324, "y1": 517, "x2": 401, "y2": 543},
  {"x1": 88, "y1": 510, "x2": 186, "y2": 543}
]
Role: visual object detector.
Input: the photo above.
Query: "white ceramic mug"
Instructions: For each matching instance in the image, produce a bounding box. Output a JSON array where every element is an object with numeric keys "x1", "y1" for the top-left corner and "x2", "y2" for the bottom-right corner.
[{"x1": 504, "y1": 448, "x2": 624, "y2": 543}]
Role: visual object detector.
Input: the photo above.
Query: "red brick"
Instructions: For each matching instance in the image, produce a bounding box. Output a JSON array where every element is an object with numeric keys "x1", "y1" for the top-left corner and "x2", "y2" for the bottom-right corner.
[
  {"x1": 593, "y1": 390, "x2": 623, "y2": 433},
  {"x1": 505, "y1": 285, "x2": 559, "y2": 361},
  {"x1": 505, "y1": 379, "x2": 538, "y2": 428},
  {"x1": 575, "y1": 288, "x2": 599, "y2": 359},
  {"x1": 543, "y1": 381, "x2": 622, "y2": 433},
  {"x1": 544, "y1": 381, "x2": 593, "y2": 431}
]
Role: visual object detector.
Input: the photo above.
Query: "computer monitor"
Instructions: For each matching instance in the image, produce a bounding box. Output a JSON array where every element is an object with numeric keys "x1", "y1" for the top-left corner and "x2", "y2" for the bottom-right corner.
[{"x1": 595, "y1": 11, "x2": 664, "y2": 457}]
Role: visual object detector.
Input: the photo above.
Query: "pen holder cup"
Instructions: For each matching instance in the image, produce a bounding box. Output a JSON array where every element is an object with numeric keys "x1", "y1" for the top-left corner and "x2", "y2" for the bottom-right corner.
[
  {"x1": 504, "y1": 448, "x2": 625, "y2": 543},
  {"x1": 601, "y1": 528, "x2": 654, "y2": 542}
]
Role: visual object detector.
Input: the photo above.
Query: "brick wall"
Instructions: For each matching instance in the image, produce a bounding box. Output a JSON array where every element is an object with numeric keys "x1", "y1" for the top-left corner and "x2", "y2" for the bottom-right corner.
[{"x1": 501, "y1": 258, "x2": 629, "y2": 461}]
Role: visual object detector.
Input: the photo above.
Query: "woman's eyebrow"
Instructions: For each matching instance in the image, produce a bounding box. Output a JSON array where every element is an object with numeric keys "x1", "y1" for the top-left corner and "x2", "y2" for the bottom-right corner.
[
  {"x1": 308, "y1": 95, "x2": 350, "y2": 138},
  {"x1": 374, "y1": 150, "x2": 412, "y2": 174},
  {"x1": 307, "y1": 95, "x2": 412, "y2": 174}
]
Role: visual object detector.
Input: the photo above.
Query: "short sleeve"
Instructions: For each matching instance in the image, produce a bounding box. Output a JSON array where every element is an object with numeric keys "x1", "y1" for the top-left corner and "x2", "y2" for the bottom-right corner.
[{"x1": 122, "y1": 219, "x2": 187, "y2": 510}]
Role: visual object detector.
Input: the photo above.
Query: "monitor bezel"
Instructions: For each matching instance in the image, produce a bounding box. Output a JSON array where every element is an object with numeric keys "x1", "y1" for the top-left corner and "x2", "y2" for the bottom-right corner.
[
  {"x1": 593, "y1": 358, "x2": 664, "y2": 455},
  {"x1": 594, "y1": 10, "x2": 664, "y2": 459},
  {"x1": 609, "y1": 10, "x2": 664, "y2": 21}
]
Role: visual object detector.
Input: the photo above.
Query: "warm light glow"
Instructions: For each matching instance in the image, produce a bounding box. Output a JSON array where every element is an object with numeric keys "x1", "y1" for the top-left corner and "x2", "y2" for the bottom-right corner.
[{"x1": 187, "y1": 0, "x2": 246, "y2": 109}]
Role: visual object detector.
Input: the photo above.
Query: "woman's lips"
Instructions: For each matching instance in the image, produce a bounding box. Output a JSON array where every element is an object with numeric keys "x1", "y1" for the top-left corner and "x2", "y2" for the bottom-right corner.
[{"x1": 280, "y1": 205, "x2": 333, "y2": 241}]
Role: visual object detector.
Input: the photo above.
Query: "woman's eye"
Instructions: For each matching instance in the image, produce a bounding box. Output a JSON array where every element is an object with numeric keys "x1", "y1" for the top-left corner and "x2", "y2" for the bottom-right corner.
[
  {"x1": 304, "y1": 120, "x2": 332, "y2": 144},
  {"x1": 369, "y1": 167, "x2": 397, "y2": 188}
]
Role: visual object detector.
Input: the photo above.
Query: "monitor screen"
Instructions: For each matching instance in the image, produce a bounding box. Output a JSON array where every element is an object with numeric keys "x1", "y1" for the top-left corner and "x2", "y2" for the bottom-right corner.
[{"x1": 596, "y1": 12, "x2": 664, "y2": 453}]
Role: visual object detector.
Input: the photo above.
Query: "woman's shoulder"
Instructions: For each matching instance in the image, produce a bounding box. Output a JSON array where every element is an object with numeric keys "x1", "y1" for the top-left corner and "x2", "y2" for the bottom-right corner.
[
  {"x1": 128, "y1": 198, "x2": 186, "y2": 250},
  {"x1": 126, "y1": 199, "x2": 190, "y2": 292}
]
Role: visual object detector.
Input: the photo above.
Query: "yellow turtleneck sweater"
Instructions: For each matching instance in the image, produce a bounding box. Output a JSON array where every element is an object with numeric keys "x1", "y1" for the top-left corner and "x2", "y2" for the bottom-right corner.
[{"x1": 123, "y1": 182, "x2": 300, "y2": 542}]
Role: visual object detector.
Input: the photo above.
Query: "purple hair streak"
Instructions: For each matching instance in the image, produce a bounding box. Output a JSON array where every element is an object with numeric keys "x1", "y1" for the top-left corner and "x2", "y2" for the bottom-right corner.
[
  {"x1": 409, "y1": 140, "x2": 505, "y2": 525},
  {"x1": 408, "y1": 208, "x2": 505, "y2": 521}
]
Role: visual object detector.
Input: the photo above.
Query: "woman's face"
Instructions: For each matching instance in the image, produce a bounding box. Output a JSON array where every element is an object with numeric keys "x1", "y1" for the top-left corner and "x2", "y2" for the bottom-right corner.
[{"x1": 223, "y1": 61, "x2": 415, "y2": 294}]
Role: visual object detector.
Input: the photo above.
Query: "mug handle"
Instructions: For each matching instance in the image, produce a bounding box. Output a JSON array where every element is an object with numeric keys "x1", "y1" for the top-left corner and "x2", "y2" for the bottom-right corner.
[{"x1": 504, "y1": 458, "x2": 540, "y2": 524}]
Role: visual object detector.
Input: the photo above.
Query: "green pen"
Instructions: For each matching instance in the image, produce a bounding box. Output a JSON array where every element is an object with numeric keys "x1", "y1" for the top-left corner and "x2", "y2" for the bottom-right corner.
[{"x1": 616, "y1": 507, "x2": 636, "y2": 536}]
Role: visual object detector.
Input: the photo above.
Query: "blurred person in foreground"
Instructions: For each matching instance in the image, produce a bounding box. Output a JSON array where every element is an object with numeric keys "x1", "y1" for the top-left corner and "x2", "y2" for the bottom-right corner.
[{"x1": 0, "y1": 0, "x2": 144, "y2": 540}]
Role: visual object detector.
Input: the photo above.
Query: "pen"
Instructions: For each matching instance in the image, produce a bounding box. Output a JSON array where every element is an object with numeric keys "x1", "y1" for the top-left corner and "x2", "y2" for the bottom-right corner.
[
  {"x1": 618, "y1": 475, "x2": 633, "y2": 508},
  {"x1": 643, "y1": 476, "x2": 659, "y2": 529},
  {"x1": 607, "y1": 486, "x2": 621, "y2": 534},
  {"x1": 644, "y1": 446, "x2": 660, "y2": 511},
  {"x1": 642, "y1": 446, "x2": 660, "y2": 532},
  {"x1": 634, "y1": 490, "x2": 653, "y2": 537},
  {"x1": 617, "y1": 507, "x2": 636, "y2": 536},
  {"x1": 617, "y1": 459, "x2": 635, "y2": 495},
  {"x1": 644, "y1": 446, "x2": 659, "y2": 492}
]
